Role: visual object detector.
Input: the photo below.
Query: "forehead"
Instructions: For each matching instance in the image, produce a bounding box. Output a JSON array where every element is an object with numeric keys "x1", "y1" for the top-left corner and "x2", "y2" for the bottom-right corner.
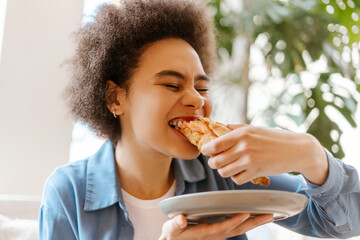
[{"x1": 135, "y1": 38, "x2": 205, "y2": 75}]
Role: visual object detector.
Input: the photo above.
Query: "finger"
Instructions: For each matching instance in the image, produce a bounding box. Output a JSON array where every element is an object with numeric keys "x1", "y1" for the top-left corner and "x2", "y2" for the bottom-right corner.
[
  {"x1": 166, "y1": 213, "x2": 250, "y2": 239},
  {"x1": 204, "y1": 213, "x2": 250, "y2": 236},
  {"x1": 207, "y1": 145, "x2": 244, "y2": 170},
  {"x1": 161, "y1": 214, "x2": 187, "y2": 237},
  {"x1": 231, "y1": 170, "x2": 254, "y2": 185},
  {"x1": 230, "y1": 214, "x2": 274, "y2": 236},
  {"x1": 201, "y1": 130, "x2": 243, "y2": 156},
  {"x1": 216, "y1": 157, "x2": 250, "y2": 178}
]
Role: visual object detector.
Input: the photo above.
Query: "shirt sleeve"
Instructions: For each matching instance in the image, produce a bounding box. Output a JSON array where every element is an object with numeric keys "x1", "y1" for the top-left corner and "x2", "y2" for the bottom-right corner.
[{"x1": 277, "y1": 150, "x2": 360, "y2": 238}]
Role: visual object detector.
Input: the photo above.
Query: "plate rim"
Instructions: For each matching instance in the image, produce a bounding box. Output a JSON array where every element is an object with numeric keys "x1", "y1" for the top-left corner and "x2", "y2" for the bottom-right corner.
[
  {"x1": 160, "y1": 189, "x2": 308, "y2": 204},
  {"x1": 159, "y1": 189, "x2": 309, "y2": 223}
]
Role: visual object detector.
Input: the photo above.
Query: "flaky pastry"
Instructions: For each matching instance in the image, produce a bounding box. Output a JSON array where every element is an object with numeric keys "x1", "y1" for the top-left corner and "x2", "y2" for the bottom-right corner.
[{"x1": 179, "y1": 117, "x2": 270, "y2": 187}]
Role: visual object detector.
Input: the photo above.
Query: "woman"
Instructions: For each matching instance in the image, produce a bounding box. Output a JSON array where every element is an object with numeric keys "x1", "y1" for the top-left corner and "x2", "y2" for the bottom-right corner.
[{"x1": 39, "y1": 0, "x2": 360, "y2": 239}]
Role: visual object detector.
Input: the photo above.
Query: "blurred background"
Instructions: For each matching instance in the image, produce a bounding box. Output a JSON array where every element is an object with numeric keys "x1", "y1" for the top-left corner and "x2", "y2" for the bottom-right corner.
[{"x1": 0, "y1": 0, "x2": 359, "y2": 239}]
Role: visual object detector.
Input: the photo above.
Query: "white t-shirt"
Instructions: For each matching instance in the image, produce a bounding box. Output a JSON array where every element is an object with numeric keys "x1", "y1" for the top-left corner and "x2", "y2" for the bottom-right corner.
[{"x1": 121, "y1": 181, "x2": 176, "y2": 240}]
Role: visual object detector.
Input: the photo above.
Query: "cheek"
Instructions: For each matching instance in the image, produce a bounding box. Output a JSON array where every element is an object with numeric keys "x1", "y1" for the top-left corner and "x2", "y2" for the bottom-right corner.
[{"x1": 130, "y1": 92, "x2": 169, "y2": 133}]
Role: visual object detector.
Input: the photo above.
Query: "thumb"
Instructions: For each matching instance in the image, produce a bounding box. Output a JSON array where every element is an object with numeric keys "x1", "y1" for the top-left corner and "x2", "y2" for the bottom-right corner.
[{"x1": 161, "y1": 214, "x2": 187, "y2": 238}]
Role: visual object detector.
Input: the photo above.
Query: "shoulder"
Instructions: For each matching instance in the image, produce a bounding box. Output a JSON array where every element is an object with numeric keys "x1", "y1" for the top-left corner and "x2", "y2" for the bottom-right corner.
[
  {"x1": 41, "y1": 159, "x2": 89, "y2": 211},
  {"x1": 45, "y1": 159, "x2": 88, "y2": 191}
]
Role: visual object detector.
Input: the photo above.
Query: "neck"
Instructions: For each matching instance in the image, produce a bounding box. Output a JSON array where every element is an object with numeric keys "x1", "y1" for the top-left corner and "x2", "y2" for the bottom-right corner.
[{"x1": 115, "y1": 140, "x2": 174, "y2": 200}]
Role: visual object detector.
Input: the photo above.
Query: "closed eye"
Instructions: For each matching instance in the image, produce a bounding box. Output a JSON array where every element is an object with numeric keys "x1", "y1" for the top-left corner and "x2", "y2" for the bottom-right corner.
[
  {"x1": 197, "y1": 88, "x2": 209, "y2": 92},
  {"x1": 163, "y1": 84, "x2": 180, "y2": 90}
]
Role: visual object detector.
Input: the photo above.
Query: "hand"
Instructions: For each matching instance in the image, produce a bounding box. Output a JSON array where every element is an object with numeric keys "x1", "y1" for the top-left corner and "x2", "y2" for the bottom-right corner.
[
  {"x1": 201, "y1": 124, "x2": 329, "y2": 186},
  {"x1": 159, "y1": 213, "x2": 273, "y2": 240}
]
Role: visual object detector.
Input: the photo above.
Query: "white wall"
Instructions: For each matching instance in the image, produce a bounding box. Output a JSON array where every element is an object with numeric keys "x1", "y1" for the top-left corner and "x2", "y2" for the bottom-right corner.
[{"x1": 0, "y1": 0, "x2": 83, "y2": 196}]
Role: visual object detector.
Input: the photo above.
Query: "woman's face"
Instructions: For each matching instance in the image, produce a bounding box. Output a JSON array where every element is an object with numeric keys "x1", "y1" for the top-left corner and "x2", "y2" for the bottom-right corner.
[{"x1": 119, "y1": 38, "x2": 212, "y2": 159}]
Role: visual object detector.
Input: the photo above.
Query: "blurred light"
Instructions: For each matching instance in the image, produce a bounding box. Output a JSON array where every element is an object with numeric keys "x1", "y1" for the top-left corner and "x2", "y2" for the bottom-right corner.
[
  {"x1": 326, "y1": 5, "x2": 335, "y2": 14},
  {"x1": 342, "y1": 46, "x2": 351, "y2": 62},
  {"x1": 271, "y1": 67, "x2": 282, "y2": 78},
  {"x1": 253, "y1": 15, "x2": 262, "y2": 26},
  {"x1": 255, "y1": 33, "x2": 269, "y2": 48},
  {"x1": 304, "y1": 108, "x2": 320, "y2": 129},
  {"x1": 207, "y1": 6, "x2": 218, "y2": 17},
  {"x1": 275, "y1": 52, "x2": 285, "y2": 64},
  {"x1": 337, "y1": 0, "x2": 346, "y2": 10},
  {"x1": 220, "y1": 1, "x2": 231, "y2": 15},
  {"x1": 327, "y1": 23, "x2": 336, "y2": 32},
  {"x1": 275, "y1": 40, "x2": 287, "y2": 50},
  {"x1": 347, "y1": 0, "x2": 355, "y2": 8},
  {"x1": 351, "y1": 25, "x2": 359, "y2": 34},
  {"x1": 332, "y1": 50, "x2": 341, "y2": 63},
  {"x1": 334, "y1": 97, "x2": 345, "y2": 108},
  {"x1": 225, "y1": 0, "x2": 243, "y2": 13},
  {"x1": 301, "y1": 71, "x2": 318, "y2": 89},
  {"x1": 339, "y1": 25, "x2": 347, "y2": 34},
  {"x1": 322, "y1": 92, "x2": 334, "y2": 102},
  {"x1": 332, "y1": 144, "x2": 339, "y2": 153},
  {"x1": 352, "y1": 12, "x2": 359, "y2": 21},
  {"x1": 341, "y1": 35, "x2": 350, "y2": 45},
  {"x1": 335, "y1": 24, "x2": 341, "y2": 32},
  {"x1": 333, "y1": 37, "x2": 341, "y2": 47},
  {"x1": 304, "y1": 89, "x2": 312, "y2": 98},
  {"x1": 307, "y1": 98, "x2": 315, "y2": 108},
  {"x1": 320, "y1": 83, "x2": 331, "y2": 92},
  {"x1": 322, "y1": 0, "x2": 330, "y2": 4},
  {"x1": 330, "y1": 129, "x2": 340, "y2": 141},
  {"x1": 263, "y1": 42, "x2": 273, "y2": 55}
]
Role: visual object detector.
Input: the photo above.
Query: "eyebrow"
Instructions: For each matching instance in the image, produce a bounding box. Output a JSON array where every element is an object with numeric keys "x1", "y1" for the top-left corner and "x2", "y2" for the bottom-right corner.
[{"x1": 153, "y1": 70, "x2": 209, "y2": 81}]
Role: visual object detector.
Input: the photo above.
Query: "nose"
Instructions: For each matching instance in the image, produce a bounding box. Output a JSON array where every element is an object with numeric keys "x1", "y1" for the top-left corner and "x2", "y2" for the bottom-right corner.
[{"x1": 181, "y1": 88, "x2": 205, "y2": 109}]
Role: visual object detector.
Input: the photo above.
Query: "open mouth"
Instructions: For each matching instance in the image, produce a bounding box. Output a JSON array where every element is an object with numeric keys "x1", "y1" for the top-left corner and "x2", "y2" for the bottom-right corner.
[{"x1": 168, "y1": 117, "x2": 199, "y2": 130}]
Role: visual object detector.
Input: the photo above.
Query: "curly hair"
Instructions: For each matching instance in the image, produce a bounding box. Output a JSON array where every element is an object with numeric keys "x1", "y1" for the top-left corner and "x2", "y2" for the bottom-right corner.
[{"x1": 63, "y1": 0, "x2": 216, "y2": 143}]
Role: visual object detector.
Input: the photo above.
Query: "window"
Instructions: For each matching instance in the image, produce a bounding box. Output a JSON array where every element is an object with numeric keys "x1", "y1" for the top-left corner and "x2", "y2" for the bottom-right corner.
[{"x1": 68, "y1": 0, "x2": 115, "y2": 162}]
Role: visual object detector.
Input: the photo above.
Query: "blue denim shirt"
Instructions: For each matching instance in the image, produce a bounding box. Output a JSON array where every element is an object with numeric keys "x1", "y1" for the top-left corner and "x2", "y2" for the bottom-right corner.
[{"x1": 39, "y1": 139, "x2": 360, "y2": 240}]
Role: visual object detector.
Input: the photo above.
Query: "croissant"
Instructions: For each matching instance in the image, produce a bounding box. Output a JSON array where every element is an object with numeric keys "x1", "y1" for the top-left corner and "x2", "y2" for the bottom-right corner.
[{"x1": 179, "y1": 117, "x2": 270, "y2": 187}]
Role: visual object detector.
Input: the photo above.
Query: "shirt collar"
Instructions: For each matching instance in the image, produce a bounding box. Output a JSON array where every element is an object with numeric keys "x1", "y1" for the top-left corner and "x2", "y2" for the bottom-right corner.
[{"x1": 83, "y1": 139, "x2": 207, "y2": 211}]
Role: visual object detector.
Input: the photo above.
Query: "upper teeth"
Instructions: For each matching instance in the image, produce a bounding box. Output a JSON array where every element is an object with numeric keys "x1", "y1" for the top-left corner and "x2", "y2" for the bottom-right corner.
[{"x1": 170, "y1": 121, "x2": 182, "y2": 127}]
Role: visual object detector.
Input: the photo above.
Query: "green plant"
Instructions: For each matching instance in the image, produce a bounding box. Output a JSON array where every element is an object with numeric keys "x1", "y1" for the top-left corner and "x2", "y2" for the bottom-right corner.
[{"x1": 207, "y1": 0, "x2": 360, "y2": 158}]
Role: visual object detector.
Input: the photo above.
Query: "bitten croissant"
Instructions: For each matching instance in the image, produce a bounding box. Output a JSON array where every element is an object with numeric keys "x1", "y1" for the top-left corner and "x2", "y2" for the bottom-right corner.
[{"x1": 179, "y1": 117, "x2": 270, "y2": 187}]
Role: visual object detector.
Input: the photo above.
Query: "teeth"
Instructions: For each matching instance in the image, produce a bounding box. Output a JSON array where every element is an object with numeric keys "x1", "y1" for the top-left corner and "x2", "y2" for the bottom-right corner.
[{"x1": 169, "y1": 120, "x2": 183, "y2": 127}]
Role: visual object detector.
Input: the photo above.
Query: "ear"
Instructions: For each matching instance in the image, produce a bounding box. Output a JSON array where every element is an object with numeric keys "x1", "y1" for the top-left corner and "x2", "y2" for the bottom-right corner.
[{"x1": 106, "y1": 80, "x2": 126, "y2": 116}]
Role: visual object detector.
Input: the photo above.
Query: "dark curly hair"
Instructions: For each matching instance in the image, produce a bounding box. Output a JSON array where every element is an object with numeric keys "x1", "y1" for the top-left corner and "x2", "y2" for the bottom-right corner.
[{"x1": 63, "y1": 0, "x2": 216, "y2": 143}]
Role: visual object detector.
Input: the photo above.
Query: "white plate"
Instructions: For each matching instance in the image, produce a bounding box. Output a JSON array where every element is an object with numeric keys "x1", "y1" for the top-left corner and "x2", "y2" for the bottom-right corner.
[{"x1": 159, "y1": 190, "x2": 308, "y2": 224}]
